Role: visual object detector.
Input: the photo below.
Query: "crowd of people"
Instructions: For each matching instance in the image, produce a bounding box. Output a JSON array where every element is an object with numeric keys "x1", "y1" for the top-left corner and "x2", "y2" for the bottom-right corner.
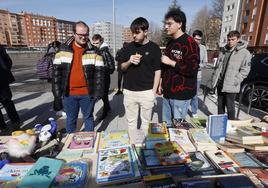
[{"x1": 0, "y1": 7, "x2": 251, "y2": 144}]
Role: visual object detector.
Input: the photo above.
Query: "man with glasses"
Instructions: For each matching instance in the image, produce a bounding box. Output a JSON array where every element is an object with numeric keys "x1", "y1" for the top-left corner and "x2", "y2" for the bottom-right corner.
[
  {"x1": 190, "y1": 30, "x2": 208, "y2": 118},
  {"x1": 52, "y1": 21, "x2": 105, "y2": 133},
  {"x1": 120, "y1": 17, "x2": 161, "y2": 144},
  {"x1": 211, "y1": 30, "x2": 251, "y2": 120},
  {"x1": 159, "y1": 8, "x2": 200, "y2": 126},
  {"x1": 92, "y1": 34, "x2": 115, "y2": 120}
]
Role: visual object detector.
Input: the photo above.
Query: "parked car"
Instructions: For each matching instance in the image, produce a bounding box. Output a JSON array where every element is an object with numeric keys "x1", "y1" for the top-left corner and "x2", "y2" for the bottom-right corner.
[{"x1": 241, "y1": 53, "x2": 268, "y2": 110}]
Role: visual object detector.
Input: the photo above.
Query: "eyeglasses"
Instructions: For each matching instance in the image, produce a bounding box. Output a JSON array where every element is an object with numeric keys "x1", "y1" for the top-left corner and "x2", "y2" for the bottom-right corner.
[{"x1": 75, "y1": 33, "x2": 89, "y2": 38}]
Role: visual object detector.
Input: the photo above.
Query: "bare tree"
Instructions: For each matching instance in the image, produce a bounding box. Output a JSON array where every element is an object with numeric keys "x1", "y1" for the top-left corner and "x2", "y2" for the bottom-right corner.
[
  {"x1": 148, "y1": 21, "x2": 162, "y2": 46},
  {"x1": 210, "y1": 0, "x2": 225, "y2": 19}
]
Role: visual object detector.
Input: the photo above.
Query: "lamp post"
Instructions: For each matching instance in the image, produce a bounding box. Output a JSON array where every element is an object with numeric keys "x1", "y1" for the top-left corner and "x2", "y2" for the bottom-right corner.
[{"x1": 112, "y1": 0, "x2": 116, "y2": 57}]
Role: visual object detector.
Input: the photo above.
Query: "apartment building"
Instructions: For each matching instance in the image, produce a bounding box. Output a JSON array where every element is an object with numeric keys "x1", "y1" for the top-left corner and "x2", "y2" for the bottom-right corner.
[
  {"x1": 56, "y1": 19, "x2": 75, "y2": 43},
  {"x1": 0, "y1": 10, "x2": 28, "y2": 47},
  {"x1": 220, "y1": 0, "x2": 243, "y2": 47},
  {"x1": 241, "y1": 0, "x2": 268, "y2": 46},
  {"x1": 90, "y1": 21, "x2": 123, "y2": 53}
]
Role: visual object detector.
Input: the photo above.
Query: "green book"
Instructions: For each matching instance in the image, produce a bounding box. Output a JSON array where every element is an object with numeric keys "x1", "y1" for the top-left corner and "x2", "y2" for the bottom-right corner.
[{"x1": 17, "y1": 157, "x2": 64, "y2": 188}]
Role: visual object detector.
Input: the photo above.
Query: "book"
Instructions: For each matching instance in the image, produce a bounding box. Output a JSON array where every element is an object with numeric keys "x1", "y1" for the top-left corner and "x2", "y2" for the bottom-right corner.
[
  {"x1": 204, "y1": 150, "x2": 239, "y2": 174},
  {"x1": 187, "y1": 151, "x2": 218, "y2": 176},
  {"x1": 143, "y1": 174, "x2": 177, "y2": 188},
  {"x1": 261, "y1": 132, "x2": 268, "y2": 144},
  {"x1": 0, "y1": 163, "x2": 33, "y2": 181},
  {"x1": 179, "y1": 179, "x2": 214, "y2": 188},
  {"x1": 237, "y1": 126, "x2": 262, "y2": 136},
  {"x1": 141, "y1": 149, "x2": 161, "y2": 168},
  {"x1": 149, "y1": 122, "x2": 168, "y2": 134},
  {"x1": 99, "y1": 130, "x2": 130, "y2": 150},
  {"x1": 17, "y1": 157, "x2": 64, "y2": 188},
  {"x1": 215, "y1": 174, "x2": 258, "y2": 188},
  {"x1": 207, "y1": 114, "x2": 228, "y2": 142},
  {"x1": 248, "y1": 168, "x2": 268, "y2": 187},
  {"x1": 234, "y1": 143, "x2": 268, "y2": 151},
  {"x1": 247, "y1": 151, "x2": 268, "y2": 166},
  {"x1": 68, "y1": 132, "x2": 95, "y2": 149},
  {"x1": 227, "y1": 152, "x2": 262, "y2": 168},
  {"x1": 96, "y1": 146, "x2": 135, "y2": 183},
  {"x1": 51, "y1": 161, "x2": 89, "y2": 188},
  {"x1": 168, "y1": 128, "x2": 196, "y2": 152},
  {"x1": 240, "y1": 168, "x2": 266, "y2": 188},
  {"x1": 56, "y1": 149, "x2": 83, "y2": 162},
  {"x1": 154, "y1": 141, "x2": 191, "y2": 166},
  {"x1": 226, "y1": 131, "x2": 264, "y2": 145},
  {"x1": 188, "y1": 129, "x2": 218, "y2": 151},
  {"x1": 216, "y1": 141, "x2": 245, "y2": 153}
]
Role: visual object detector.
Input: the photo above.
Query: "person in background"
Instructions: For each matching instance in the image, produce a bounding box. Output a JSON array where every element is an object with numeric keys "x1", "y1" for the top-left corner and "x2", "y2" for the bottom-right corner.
[
  {"x1": 115, "y1": 42, "x2": 129, "y2": 95},
  {"x1": 92, "y1": 34, "x2": 115, "y2": 120},
  {"x1": 159, "y1": 8, "x2": 200, "y2": 126},
  {"x1": 52, "y1": 21, "x2": 105, "y2": 133},
  {"x1": 120, "y1": 17, "x2": 161, "y2": 144},
  {"x1": 190, "y1": 30, "x2": 208, "y2": 118},
  {"x1": 0, "y1": 45, "x2": 21, "y2": 131},
  {"x1": 211, "y1": 30, "x2": 251, "y2": 120}
]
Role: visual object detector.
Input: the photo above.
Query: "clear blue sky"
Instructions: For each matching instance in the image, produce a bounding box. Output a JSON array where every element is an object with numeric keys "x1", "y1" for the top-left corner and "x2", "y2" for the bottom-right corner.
[{"x1": 0, "y1": 0, "x2": 212, "y2": 28}]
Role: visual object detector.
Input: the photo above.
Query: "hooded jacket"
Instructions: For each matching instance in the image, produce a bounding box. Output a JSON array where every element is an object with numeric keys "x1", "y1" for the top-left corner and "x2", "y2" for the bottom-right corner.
[
  {"x1": 211, "y1": 40, "x2": 251, "y2": 93},
  {"x1": 98, "y1": 42, "x2": 115, "y2": 74},
  {"x1": 52, "y1": 36, "x2": 105, "y2": 99}
]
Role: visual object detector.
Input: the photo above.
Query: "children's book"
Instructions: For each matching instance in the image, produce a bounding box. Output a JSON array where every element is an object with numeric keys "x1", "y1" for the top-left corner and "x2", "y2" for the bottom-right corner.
[
  {"x1": 17, "y1": 157, "x2": 64, "y2": 188},
  {"x1": 207, "y1": 114, "x2": 228, "y2": 142},
  {"x1": 68, "y1": 132, "x2": 95, "y2": 150},
  {"x1": 154, "y1": 141, "x2": 191, "y2": 166},
  {"x1": 51, "y1": 161, "x2": 90, "y2": 188},
  {"x1": 227, "y1": 152, "x2": 262, "y2": 168},
  {"x1": 149, "y1": 122, "x2": 168, "y2": 134},
  {"x1": 99, "y1": 130, "x2": 130, "y2": 150},
  {"x1": 143, "y1": 174, "x2": 177, "y2": 188},
  {"x1": 188, "y1": 129, "x2": 218, "y2": 151},
  {"x1": 142, "y1": 149, "x2": 161, "y2": 168},
  {"x1": 96, "y1": 146, "x2": 135, "y2": 183},
  {"x1": 204, "y1": 150, "x2": 239, "y2": 174},
  {"x1": 169, "y1": 128, "x2": 196, "y2": 152},
  {"x1": 186, "y1": 151, "x2": 218, "y2": 176},
  {"x1": 0, "y1": 163, "x2": 33, "y2": 181}
]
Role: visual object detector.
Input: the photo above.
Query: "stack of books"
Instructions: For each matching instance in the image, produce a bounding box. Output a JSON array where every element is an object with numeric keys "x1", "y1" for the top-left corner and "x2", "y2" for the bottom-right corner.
[{"x1": 145, "y1": 122, "x2": 169, "y2": 149}]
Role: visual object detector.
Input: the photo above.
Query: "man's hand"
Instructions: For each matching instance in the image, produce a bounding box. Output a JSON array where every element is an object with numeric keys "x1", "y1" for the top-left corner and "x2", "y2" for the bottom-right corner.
[
  {"x1": 129, "y1": 54, "x2": 142, "y2": 65},
  {"x1": 161, "y1": 55, "x2": 176, "y2": 67},
  {"x1": 156, "y1": 84, "x2": 163, "y2": 96}
]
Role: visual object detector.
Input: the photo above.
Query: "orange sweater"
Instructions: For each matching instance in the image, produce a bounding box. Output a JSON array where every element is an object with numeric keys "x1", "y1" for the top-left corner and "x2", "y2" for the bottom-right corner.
[{"x1": 69, "y1": 42, "x2": 89, "y2": 95}]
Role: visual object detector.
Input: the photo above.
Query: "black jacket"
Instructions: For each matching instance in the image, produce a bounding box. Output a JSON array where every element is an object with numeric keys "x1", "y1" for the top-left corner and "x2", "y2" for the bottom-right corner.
[
  {"x1": 52, "y1": 37, "x2": 105, "y2": 99},
  {"x1": 0, "y1": 46, "x2": 15, "y2": 87},
  {"x1": 98, "y1": 43, "x2": 115, "y2": 74}
]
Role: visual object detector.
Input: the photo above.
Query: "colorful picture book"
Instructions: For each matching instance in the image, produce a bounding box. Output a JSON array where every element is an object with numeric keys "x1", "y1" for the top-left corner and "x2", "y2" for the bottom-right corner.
[
  {"x1": 68, "y1": 132, "x2": 95, "y2": 150},
  {"x1": 99, "y1": 130, "x2": 130, "y2": 150},
  {"x1": 169, "y1": 128, "x2": 196, "y2": 152},
  {"x1": 0, "y1": 163, "x2": 33, "y2": 181},
  {"x1": 154, "y1": 141, "x2": 191, "y2": 166},
  {"x1": 142, "y1": 149, "x2": 161, "y2": 168},
  {"x1": 96, "y1": 146, "x2": 135, "y2": 183},
  {"x1": 207, "y1": 114, "x2": 228, "y2": 142},
  {"x1": 17, "y1": 157, "x2": 64, "y2": 188},
  {"x1": 52, "y1": 161, "x2": 89, "y2": 188},
  {"x1": 204, "y1": 150, "x2": 239, "y2": 174},
  {"x1": 149, "y1": 122, "x2": 168, "y2": 134}
]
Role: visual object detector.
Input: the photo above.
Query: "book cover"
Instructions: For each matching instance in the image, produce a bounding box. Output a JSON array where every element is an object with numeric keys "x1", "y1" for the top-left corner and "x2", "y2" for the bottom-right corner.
[
  {"x1": 96, "y1": 146, "x2": 135, "y2": 183},
  {"x1": 52, "y1": 161, "x2": 89, "y2": 188},
  {"x1": 154, "y1": 141, "x2": 191, "y2": 166},
  {"x1": 149, "y1": 122, "x2": 168, "y2": 134},
  {"x1": 99, "y1": 130, "x2": 130, "y2": 150},
  {"x1": 17, "y1": 157, "x2": 64, "y2": 188},
  {"x1": 169, "y1": 128, "x2": 196, "y2": 152},
  {"x1": 248, "y1": 151, "x2": 268, "y2": 167},
  {"x1": 0, "y1": 163, "x2": 33, "y2": 181},
  {"x1": 145, "y1": 139, "x2": 166, "y2": 149},
  {"x1": 188, "y1": 129, "x2": 218, "y2": 151},
  {"x1": 141, "y1": 149, "x2": 161, "y2": 168},
  {"x1": 215, "y1": 175, "x2": 257, "y2": 188},
  {"x1": 228, "y1": 152, "x2": 262, "y2": 168},
  {"x1": 179, "y1": 179, "x2": 214, "y2": 188},
  {"x1": 68, "y1": 132, "x2": 95, "y2": 150},
  {"x1": 143, "y1": 174, "x2": 177, "y2": 188},
  {"x1": 204, "y1": 150, "x2": 239, "y2": 174},
  {"x1": 207, "y1": 114, "x2": 228, "y2": 142},
  {"x1": 187, "y1": 151, "x2": 217, "y2": 176}
]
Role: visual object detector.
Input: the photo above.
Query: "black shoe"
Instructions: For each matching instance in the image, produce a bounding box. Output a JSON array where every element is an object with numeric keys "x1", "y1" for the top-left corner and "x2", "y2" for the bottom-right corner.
[{"x1": 115, "y1": 90, "x2": 123, "y2": 95}]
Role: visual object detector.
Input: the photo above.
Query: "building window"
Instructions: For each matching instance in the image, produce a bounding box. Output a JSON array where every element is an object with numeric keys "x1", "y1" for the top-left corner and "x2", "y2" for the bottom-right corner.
[
  {"x1": 225, "y1": 16, "x2": 228, "y2": 22},
  {"x1": 252, "y1": 7, "x2": 257, "y2": 19},
  {"x1": 227, "y1": 5, "x2": 230, "y2": 11},
  {"x1": 265, "y1": 33, "x2": 268, "y2": 44},
  {"x1": 231, "y1": 3, "x2": 235, "y2": 10},
  {"x1": 229, "y1": 15, "x2": 233, "y2": 21},
  {"x1": 249, "y1": 22, "x2": 254, "y2": 32}
]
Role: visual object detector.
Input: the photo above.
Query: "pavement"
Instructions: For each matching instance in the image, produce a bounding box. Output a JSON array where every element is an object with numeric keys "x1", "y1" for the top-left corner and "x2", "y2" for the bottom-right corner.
[{"x1": 1, "y1": 88, "x2": 267, "y2": 135}]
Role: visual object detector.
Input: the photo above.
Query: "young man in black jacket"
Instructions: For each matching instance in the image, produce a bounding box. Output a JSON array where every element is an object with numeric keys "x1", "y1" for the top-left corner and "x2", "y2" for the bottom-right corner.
[
  {"x1": 92, "y1": 34, "x2": 115, "y2": 120},
  {"x1": 0, "y1": 45, "x2": 20, "y2": 130}
]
